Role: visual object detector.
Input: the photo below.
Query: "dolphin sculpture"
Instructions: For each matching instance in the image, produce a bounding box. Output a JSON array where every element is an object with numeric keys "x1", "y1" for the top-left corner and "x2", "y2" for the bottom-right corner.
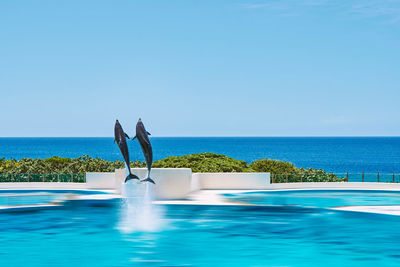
[
  {"x1": 114, "y1": 120, "x2": 139, "y2": 182},
  {"x1": 132, "y1": 118, "x2": 155, "y2": 184}
]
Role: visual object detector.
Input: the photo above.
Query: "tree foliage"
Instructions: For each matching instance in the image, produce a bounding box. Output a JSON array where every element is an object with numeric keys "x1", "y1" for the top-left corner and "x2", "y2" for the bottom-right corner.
[
  {"x1": 0, "y1": 155, "x2": 144, "y2": 174},
  {"x1": 153, "y1": 153, "x2": 251, "y2": 173},
  {"x1": 249, "y1": 158, "x2": 344, "y2": 182},
  {"x1": 249, "y1": 159, "x2": 297, "y2": 174},
  {"x1": 0, "y1": 153, "x2": 344, "y2": 182}
]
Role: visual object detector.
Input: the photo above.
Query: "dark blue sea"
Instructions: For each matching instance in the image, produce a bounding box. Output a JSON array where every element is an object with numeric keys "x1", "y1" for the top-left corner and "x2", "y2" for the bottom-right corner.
[{"x1": 0, "y1": 137, "x2": 400, "y2": 173}]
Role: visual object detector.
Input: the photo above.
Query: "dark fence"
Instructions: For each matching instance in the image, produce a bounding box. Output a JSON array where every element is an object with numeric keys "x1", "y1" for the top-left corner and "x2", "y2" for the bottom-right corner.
[
  {"x1": 0, "y1": 174, "x2": 85, "y2": 183},
  {"x1": 270, "y1": 172, "x2": 400, "y2": 183}
]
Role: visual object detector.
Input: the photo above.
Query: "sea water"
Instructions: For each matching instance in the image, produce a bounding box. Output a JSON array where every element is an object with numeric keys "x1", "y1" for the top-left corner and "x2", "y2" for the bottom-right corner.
[{"x1": 1, "y1": 137, "x2": 400, "y2": 172}]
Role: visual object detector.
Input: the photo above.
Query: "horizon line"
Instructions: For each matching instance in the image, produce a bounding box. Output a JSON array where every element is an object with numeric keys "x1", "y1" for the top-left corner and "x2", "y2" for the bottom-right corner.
[{"x1": 0, "y1": 136, "x2": 400, "y2": 138}]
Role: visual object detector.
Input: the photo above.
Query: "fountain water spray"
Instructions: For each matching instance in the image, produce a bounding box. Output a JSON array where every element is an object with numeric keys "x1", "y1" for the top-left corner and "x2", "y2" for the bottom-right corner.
[{"x1": 117, "y1": 167, "x2": 164, "y2": 233}]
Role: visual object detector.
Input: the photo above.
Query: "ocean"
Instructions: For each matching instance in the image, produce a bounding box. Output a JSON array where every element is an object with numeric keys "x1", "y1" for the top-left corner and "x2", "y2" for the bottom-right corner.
[{"x1": 0, "y1": 137, "x2": 399, "y2": 173}]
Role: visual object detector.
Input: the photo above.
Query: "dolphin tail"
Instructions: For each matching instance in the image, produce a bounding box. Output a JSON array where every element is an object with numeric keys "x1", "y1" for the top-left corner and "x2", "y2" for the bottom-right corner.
[
  {"x1": 141, "y1": 177, "x2": 156, "y2": 184},
  {"x1": 125, "y1": 173, "x2": 140, "y2": 183}
]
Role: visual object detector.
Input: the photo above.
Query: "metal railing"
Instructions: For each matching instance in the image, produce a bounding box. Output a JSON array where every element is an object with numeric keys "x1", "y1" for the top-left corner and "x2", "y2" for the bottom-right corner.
[
  {"x1": 270, "y1": 172, "x2": 400, "y2": 183},
  {"x1": 0, "y1": 173, "x2": 85, "y2": 183}
]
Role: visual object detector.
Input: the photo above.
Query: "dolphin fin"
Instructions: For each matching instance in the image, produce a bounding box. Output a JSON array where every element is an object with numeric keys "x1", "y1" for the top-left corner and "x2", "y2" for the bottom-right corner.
[
  {"x1": 140, "y1": 177, "x2": 156, "y2": 184},
  {"x1": 125, "y1": 133, "x2": 130, "y2": 139},
  {"x1": 125, "y1": 173, "x2": 140, "y2": 183},
  {"x1": 132, "y1": 135, "x2": 137, "y2": 140},
  {"x1": 147, "y1": 131, "x2": 151, "y2": 136}
]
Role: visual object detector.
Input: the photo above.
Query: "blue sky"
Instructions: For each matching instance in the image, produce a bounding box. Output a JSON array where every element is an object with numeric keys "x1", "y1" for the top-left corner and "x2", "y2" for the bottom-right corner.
[{"x1": 1, "y1": 0, "x2": 399, "y2": 137}]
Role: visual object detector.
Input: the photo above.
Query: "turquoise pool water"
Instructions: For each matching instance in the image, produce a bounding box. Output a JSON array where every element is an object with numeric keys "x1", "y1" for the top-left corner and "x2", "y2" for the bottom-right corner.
[
  {"x1": 224, "y1": 190, "x2": 400, "y2": 208},
  {"x1": 0, "y1": 190, "x2": 107, "y2": 206},
  {"x1": 0, "y1": 192, "x2": 65, "y2": 206},
  {"x1": 1, "y1": 190, "x2": 400, "y2": 266}
]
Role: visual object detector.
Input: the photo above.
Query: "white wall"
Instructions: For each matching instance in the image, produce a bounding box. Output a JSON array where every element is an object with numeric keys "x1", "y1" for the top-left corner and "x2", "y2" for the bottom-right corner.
[
  {"x1": 89, "y1": 170, "x2": 271, "y2": 197},
  {"x1": 115, "y1": 168, "x2": 192, "y2": 200},
  {"x1": 0, "y1": 171, "x2": 281, "y2": 200},
  {"x1": 194, "y1": 173, "x2": 271, "y2": 190},
  {"x1": 85, "y1": 172, "x2": 116, "y2": 189}
]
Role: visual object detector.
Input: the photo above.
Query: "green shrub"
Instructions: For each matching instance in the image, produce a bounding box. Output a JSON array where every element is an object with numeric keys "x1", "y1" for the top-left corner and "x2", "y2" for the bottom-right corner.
[
  {"x1": 0, "y1": 153, "x2": 344, "y2": 183},
  {"x1": 153, "y1": 153, "x2": 251, "y2": 173},
  {"x1": 249, "y1": 159, "x2": 297, "y2": 174},
  {"x1": 296, "y1": 168, "x2": 345, "y2": 182},
  {"x1": 249, "y1": 159, "x2": 344, "y2": 183},
  {"x1": 0, "y1": 155, "x2": 143, "y2": 174}
]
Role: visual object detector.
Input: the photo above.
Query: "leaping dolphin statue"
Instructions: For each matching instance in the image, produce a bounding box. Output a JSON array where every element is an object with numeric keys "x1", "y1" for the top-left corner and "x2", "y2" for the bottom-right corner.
[
  {"x1": 114, "y1": 120, "x2": 139, "y2": 182},
  {"x1": 132, "y1": 118, "x2": 155, "y2": 184}
]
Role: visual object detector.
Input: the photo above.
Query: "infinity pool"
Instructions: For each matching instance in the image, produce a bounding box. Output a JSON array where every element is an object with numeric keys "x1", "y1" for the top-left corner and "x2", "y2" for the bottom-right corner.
[
  {"x1": 224, "y1": 190, "x2": 400, "y2": 208},
  {"x1": 0, "y1": 190, "x2": 108, "y2": 206},
  {"x1": 1, "y1": 190, "x2": 400, "y2": 266}
]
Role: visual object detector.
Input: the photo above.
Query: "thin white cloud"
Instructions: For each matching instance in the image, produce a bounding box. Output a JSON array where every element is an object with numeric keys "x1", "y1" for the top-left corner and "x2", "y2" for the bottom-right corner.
[
  {"x1": 239, "y1": 0, "x2": 400, "y2": 24},
  {"x1": 240, "y1": 3, "x2": 273, "y2": 9},
  {"x1": 348, "y1": 1, "x2": 400, "y2": 23}
]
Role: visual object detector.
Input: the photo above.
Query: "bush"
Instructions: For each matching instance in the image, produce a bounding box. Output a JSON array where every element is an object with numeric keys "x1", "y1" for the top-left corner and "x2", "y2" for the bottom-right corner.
[
  {"x1": 153, "y1": 153, "x2": 251, "y2": 173},
  {"x1": 249, "y1": 159, "x2": 344, "y2": 183},
  {"x1": 0, "y1": 153, "x2": 344, "y2": 183},
  {"x1": 295, "y1": 168, "x2": 345, "y2": 182},
  {"x1": 0, "y1": 155, "x2": 144, "y2": 174},
  {"x1": 249, "y1": 159, "x2": 297, "y2": 174}
]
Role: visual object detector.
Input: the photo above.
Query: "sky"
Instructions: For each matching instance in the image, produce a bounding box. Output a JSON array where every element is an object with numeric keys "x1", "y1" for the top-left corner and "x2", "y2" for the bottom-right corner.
[{"x1": 0, "y1": 0, "x2": 399, "y2": 137}]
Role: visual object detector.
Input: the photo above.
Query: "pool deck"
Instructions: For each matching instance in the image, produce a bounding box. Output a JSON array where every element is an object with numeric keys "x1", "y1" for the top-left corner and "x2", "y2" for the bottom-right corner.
[{"x1": 3, "y1": 182, "x2": 400, "y2": 215}]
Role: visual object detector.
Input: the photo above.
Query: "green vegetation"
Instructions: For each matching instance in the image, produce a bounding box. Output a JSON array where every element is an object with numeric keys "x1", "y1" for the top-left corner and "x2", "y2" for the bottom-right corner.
[
  {"x1": 0, "y1": 173, "x2": 86, "y2": 183},
  {"x1": 249, "y1": 159, "x2": 345, "y2": 182},
  {"x1": 0, "y1": 153, "x2": 344, "y2": 183},
  {"x1": 249, "y1": 159, "x2": 297, "y2": 174},
  {"x1": 0, "y1": 155, "x2": 144, "y2": 174},
  {"x1": 0, "y1": 155, "x2": 145, "y2": 183},
  {"x1": 153, "y1": 153, "x2": 251, "y2": 173}
]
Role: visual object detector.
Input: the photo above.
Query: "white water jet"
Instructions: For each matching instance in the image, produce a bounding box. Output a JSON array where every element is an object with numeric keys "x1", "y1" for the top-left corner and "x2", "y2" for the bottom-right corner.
[{"x1": 117, "y1": 168, "x2": 164, "y2": 233}]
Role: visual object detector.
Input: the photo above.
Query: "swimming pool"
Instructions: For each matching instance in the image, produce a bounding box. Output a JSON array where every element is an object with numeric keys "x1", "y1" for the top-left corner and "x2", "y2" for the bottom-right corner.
[
  {"x1": 224, "y1": 190, "x2": 400, "y2": 208},
  {"x1": 1, "y1": 190, "x2": 400, "y2": 266},
  {"x1": 0, "y1": 190, "x2": 108, "y2": 206}
]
